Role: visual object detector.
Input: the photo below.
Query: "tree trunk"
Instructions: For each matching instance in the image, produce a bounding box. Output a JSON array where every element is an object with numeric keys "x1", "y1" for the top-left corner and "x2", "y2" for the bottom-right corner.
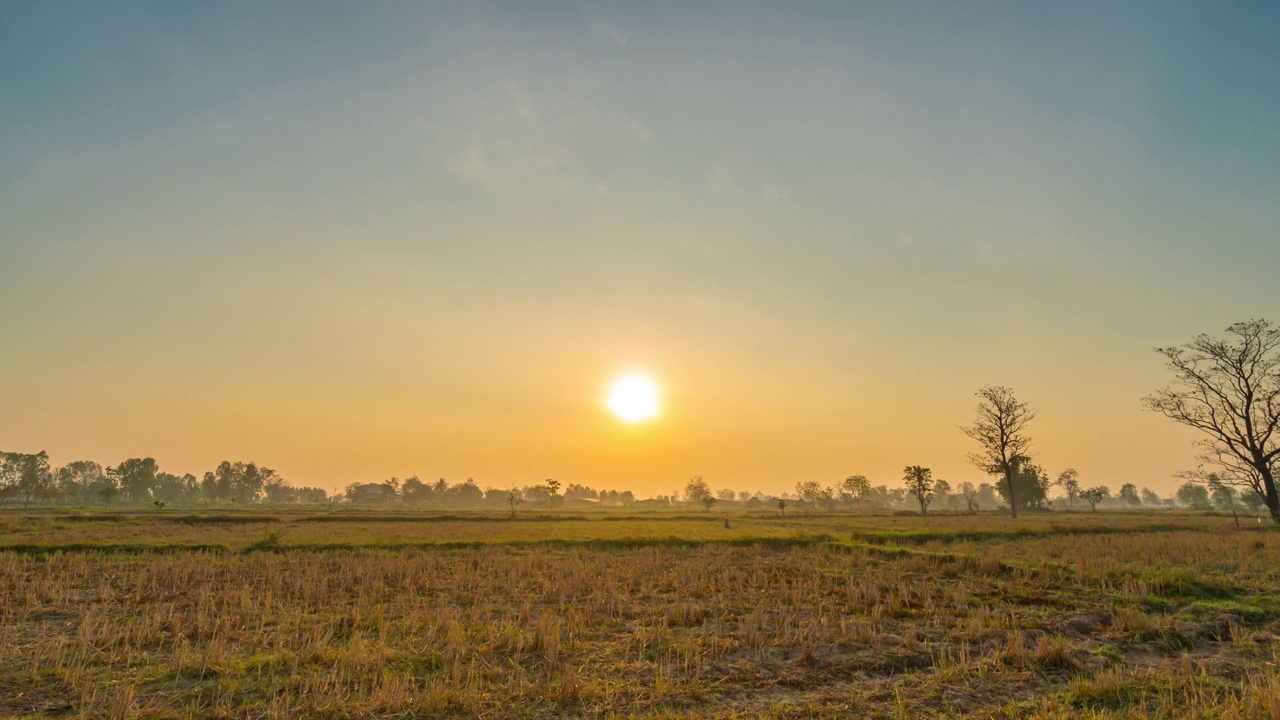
[
  {"x1": 1005, "y1": 469, "x2": 1018, "y2": 519},
  {"x1": 1259, "y1": 465, "x2": 1280, "y2": 524}
]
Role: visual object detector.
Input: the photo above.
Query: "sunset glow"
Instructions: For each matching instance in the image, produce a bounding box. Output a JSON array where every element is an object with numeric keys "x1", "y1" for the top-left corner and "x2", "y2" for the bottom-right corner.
[{"x1": 607, "y1": 374, "x2": 660, "y2": 423}]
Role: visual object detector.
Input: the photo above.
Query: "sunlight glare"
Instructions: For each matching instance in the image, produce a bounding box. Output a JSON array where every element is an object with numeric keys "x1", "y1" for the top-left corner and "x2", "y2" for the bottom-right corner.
[{"x1": 607, "y1": 373, "x2": 660, "y2": 423}]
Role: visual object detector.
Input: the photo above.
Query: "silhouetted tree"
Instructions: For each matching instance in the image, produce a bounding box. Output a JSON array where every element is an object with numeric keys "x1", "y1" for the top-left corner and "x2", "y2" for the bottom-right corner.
[
  {"x1": 702, "y1": 496, "x2": 717, "y2": 511},
  {"x1": 902, "y1": 466, "x2": 935, "y2": 515},
  {"x1": 840, "y1": 475, "x2": 870, "y2": 509},
  {"x1": 1141, "y1": 487, "x2": 1162, "y2": 506},
  {"x1": 97, "y1": 483, "x2": 119, "y2": 507},
  {"x1": 995, "y1": 457, "x2": 1050, "y2": 511},
  {"x1": 1056, "y1": 468, "x2": 1080, "y2": 506},
  {"x1": 1079, "y1": 486, "x2": 1110, "y2": 512},
  {"x1": 1175, "y1": 482, "x2": 1212, "y2": 510},
  {"x1": 1118, "y1": 483, "x2": 1141, "y2": 507},
  {"x1": 507, "y1": 485, "x2": 523, "y2": 518},
  {"x1": 962, "y1": 386, "x2": 1036, "y2": 519},
  {"x1": 1207, "y1": 475, "x2": 1237, "y2": 510},
  {"x1": 1145, "y1": 320, "x2": 1280, "y2": 523},
  {"x1": 684, "y1": 475, "x2": 711, "y2": 505},
  {"x1": 795, "y1": 480, "x2": 825, "y2": 514},
  {"x1": 55, "y1": 460, "x2": 104, "y2": 501}
]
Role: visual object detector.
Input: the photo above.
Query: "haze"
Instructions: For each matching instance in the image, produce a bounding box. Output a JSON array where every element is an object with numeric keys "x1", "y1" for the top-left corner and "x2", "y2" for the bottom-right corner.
[{"x1": 2, "y1": 2, "x2": 1278, "y2": 496}]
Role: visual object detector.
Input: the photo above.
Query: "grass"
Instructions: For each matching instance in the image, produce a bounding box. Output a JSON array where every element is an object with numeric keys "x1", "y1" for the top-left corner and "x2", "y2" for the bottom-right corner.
[{"x1": 1, "y1": 507, "x2": 1277, "y2": 718}]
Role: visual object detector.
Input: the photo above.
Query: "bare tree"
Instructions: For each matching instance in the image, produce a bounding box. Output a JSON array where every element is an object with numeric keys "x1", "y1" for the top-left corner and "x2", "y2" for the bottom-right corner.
[
  {"x1": 1144, "y1": 320, "x2": 1280, "y2": 523},
  {"x1": 507, "y1": 485, "x2": 523, "y2": 519},
  {"x1": 961, "y1": 386, "x2": 1036, "y2": 519}
]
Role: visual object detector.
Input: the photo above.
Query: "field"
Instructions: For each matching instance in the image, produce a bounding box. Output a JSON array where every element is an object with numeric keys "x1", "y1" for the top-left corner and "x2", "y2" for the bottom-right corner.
[{"x1": 2, "y1": 508, "x2": 1279, "y2": 719}]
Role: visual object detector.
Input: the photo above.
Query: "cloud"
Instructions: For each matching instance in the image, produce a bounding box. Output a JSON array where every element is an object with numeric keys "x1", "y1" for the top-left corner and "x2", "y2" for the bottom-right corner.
[
  {"x1": 591, "y1": 19, "x2": 627, "y2": 47},
  {"x1": 627, "y1": 120, "x2": 654, "y2": 141},
  {"x1": 763, "y1": 184, "x2": 790, "y2": 203}
]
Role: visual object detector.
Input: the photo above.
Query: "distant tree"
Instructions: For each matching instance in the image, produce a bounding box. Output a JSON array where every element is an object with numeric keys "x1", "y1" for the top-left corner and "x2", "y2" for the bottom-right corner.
[
  {"x1": 544, "y1": 478, "x2": 561, "y2": 506},
  {"x1": 794, "y1": 480, "x2": 824, "y2": 514},
  {"x1": 382, "y1": 476, "x2": 402, "y2": 496},
  {"x1": 996, "y1": 458, "x2": 1050, "y2": 511},
  {"x1": 684, "y1": 476, "x2": 711, "y2": 504},
  {"x1": 4, "y1": 451, "x2": 53, "y2": 509},
  {"x1": 450, "y1": 478, "x2": 484, "y2": 506},
  {"x1": 1056, "y1": 469, "x2": 1081, "y2": 506},
  {"x1": 957, "y1": 481, "x2": 978, "y2": 512},
  {"x1": 507, "y1": 485, "x2": 523, "y2": 518},
  {"x1": 976, "y1": 483, "x2": 999, "y2": 509},
  {"x1": 401, "y1": 476, "x2": 428, "y2": 504},
  {"x1": 702, "y1": 496, "x2": 717, "y2": 512},
  {"x1": 962, "y1": 386, "x2": 1036, "y2": 519},
  {"x1": 737, "y1": 491, "x2": 752, "y2": 502},
  {"x1": 564, "y1": 483, "x2": 598, "y2": 501},
  {"x1": 1206, "y1": 475, "x2": 1237, "y2": 510},
  {"x1": 717, "y1": 488, "x2": 737, "y2": 502},
  {"x1": 342, "y1": 482, "x2": 362, "y2": 502},
  {"x1": 777, "y1": 498, "x2": 787, "y2": 517},
  {"x1": 840, "y1": 475, "x2": 871, "y2": 509},
  {"x1": 1145, "y1": 320, "x2": 1280, "y2": 523},
  {"x1": 933, "y1": 478, "x2": 952, "y2": 503},
  {"x1": 619, "y1": 490, "x2": 635, "y2": 506},
  {"x1": 97, "y1": 483, "x2": 120, "y2": 507},
  {"x1": 1118, "y1": 483, "x2": 1142, "y2": 507},
  {"x1": 55, "y1": 460, "x2": 104, "y2": 501},
  {"x1": 1241, "y1": 491, "x2": 1267, "y2": 512},
  {"x1": 902, "y1": 466, "x2": 936, "y2": 515},
  {"x1": 201, "y1": 472, "x2": 217, "y2": 501},
  {"x1": 1079, "y1": 486, "x2": 1110, "y2": 512},
  {"x1": 434, "y1": 478, "x2": 450, "y2": 495},
  {"x1": 1175, "y1": 482, "x2": 1212, "y2": 510},
  {"x1": 1140, "y1": 487, "x2": 1162, "y2": 506}
]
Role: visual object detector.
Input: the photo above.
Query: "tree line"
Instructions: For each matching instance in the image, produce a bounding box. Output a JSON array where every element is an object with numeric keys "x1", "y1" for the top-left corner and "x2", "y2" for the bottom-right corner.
[{"x1": 0, "y1": 455, "x2": 326, "y2": 508}]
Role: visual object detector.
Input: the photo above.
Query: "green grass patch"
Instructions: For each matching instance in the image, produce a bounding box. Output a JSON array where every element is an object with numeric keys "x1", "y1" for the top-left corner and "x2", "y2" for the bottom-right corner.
[
  {"x1": 239, "y1": 534, "x2": 839, "y2": 554},
  {"x1": 0, "y1": 542, "x2": 229, "y2": 555}
]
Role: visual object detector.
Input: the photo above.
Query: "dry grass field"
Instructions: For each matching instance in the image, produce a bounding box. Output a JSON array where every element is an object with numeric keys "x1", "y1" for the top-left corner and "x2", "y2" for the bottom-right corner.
[{"x1": 2, "y1": 509, "x2": 1278, "y2": 719}]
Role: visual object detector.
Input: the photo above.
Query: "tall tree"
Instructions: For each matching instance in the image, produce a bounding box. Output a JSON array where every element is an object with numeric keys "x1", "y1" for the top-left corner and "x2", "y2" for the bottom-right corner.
[
  {"x1": 902, "y1": 465, "x2": 936, "y2": 515},
  {"x1": 1144, "y1": 320, "x2": 1280, "y2": 523},
  {"x1": 961, "y1": 386, "x2": 1036, "y2": 519}
]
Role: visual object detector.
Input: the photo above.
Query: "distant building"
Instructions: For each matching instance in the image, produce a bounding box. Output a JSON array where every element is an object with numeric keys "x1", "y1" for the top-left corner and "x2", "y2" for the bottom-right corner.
[{"x1": 350, "y1": 483, "x2": 395, "y2": 504}]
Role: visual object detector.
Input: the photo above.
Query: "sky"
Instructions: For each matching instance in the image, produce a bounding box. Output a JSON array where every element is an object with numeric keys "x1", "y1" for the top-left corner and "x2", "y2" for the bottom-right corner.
[{"x1": 2, "y1": 1, "x2": 1279, "y2": 496}]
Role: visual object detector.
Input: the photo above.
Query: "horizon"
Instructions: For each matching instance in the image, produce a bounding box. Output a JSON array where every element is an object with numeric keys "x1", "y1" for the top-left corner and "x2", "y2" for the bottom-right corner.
[{"x1": 4, "y1": 2, "x2": 1280, "y2": 496}]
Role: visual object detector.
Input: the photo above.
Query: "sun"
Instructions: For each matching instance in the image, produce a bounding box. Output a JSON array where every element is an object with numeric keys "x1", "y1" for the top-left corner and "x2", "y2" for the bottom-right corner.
[{"x1": 607, "y1": 373, "x2": 660, "y2": 423}]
